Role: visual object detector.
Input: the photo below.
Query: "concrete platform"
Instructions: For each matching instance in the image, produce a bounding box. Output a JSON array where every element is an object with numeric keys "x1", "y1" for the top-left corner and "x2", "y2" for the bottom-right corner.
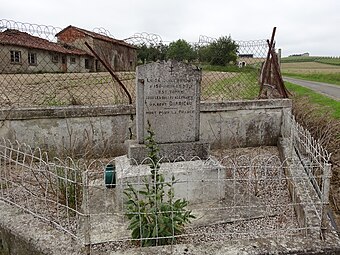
[{"x1": 115, "y1": 155, "x2": 225, "y2": 206}]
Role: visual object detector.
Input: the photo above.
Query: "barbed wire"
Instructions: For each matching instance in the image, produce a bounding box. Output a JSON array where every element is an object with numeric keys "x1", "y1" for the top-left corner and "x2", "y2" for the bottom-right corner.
[
  {"x1": 0, "y1": 19, "x2": 272, "y2": 107},
  {"x1": 124, "y1": 32, "x2": 163, "y2": 46},
  {"x1": 198, "y1": 35, "x2": 217, "y2": 45},
  {"x1": 92, "y1": 27, "x2": 115, "y2": 38},
  {"x1": 0, "y1": 19, "x2": 61, "y2": 40}
]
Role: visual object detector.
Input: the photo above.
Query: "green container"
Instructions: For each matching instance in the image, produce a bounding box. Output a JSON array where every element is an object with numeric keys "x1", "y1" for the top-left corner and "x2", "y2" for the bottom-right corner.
[{"x1": 105, "y1": 164, "x2": 116, "y2": 188}]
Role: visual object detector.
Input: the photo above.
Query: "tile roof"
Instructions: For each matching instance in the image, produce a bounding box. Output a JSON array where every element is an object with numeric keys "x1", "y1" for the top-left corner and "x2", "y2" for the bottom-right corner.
[
  {"x1": 56, "y1": 25, "x2": 137, "y2": 49},
  {"x1": 0, "y1": 29, "x2": 89, "y2": 55}
]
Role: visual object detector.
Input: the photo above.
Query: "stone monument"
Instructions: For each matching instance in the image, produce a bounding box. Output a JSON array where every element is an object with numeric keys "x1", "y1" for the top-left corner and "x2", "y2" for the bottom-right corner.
[
  {"x1": 127, "y1": 60, "x2": 209, "y2": 163},
  {"x1": 115, "y1": 60, "x2": 225, "y2": 207}
]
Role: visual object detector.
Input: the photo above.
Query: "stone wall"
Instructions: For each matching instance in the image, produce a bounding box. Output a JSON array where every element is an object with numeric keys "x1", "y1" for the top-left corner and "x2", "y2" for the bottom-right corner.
[{"x1": 0, "y1": 99, "x2": 292, "y2": 157}]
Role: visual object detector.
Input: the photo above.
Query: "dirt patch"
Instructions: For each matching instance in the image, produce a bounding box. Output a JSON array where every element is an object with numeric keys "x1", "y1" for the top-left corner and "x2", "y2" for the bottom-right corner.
[
  {"x1": 0, "y1": 71, "x2": 258, "y2": 107},
  {"x1": 0, "y1": 72, "x2": 135, "y2": 107}
]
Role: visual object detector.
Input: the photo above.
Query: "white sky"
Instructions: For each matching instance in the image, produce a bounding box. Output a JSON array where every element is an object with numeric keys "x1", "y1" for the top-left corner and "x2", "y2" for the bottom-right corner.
[{"x1": 1, "y1": 0, "x2": 339, "y2": 57}]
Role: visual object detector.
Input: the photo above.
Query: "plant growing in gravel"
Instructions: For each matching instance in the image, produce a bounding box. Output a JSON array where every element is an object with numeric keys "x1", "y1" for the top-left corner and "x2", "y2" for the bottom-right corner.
[
  {"x1": 124, "y1": 121, "x2": 195, "y2": 246},
  {"x1": 55, "y1": 166, "x2": 82, "y2": 212}
]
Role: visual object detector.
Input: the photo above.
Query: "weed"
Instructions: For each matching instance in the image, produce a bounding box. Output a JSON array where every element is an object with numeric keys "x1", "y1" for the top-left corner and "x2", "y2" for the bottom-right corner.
[
  {"x1": 55, "y1": 165, "x2": 82, "y2": 213},
  {"x1": 124, "y1": 121, "x2": 195, "y2": 246}
]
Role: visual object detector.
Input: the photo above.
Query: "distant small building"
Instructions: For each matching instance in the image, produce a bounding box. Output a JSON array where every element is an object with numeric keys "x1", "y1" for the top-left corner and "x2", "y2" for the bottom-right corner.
[
  {"x1": 56, "y1": 26, "x2": 137, "y2": 72},
  {"x1": 238, "y1": 54, "x2": 254, "y2": 58},
  {"x1": 237, "y1": 54, "x2": 254, "y2": 68},
  {"x1": 289, "y1": 52, "x2": 310, "y2": 57},
  {"x1": 0, "y1": 29, "x2": 92, "y2": 74}
]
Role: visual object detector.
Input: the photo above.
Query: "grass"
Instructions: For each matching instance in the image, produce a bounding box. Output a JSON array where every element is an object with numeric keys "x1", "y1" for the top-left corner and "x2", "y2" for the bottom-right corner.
[
  {"x1": 202, "y1": 72, "x2": 259, "y2": 100},
  {"x1": 281, "y1": 56, "x2": 340, "y2": 66},
  {"x1": 285, "y1": 81, "x2": 340, "y2": 119},
  {"x1": 283, "y1": 72, "x2": 340, "y2": 86},
  {"x1": 199, "y1": 64, "x2": 256, "y2": 73},
  {"x1": 281, "y1": 56, "x2": 320, "y2": 63},
  {"x1": 281, "y1": 60, "x2": 340, "y2": 86},
  {"x1": 316, "y1": 58, "x2": 340, "y2": 66}
]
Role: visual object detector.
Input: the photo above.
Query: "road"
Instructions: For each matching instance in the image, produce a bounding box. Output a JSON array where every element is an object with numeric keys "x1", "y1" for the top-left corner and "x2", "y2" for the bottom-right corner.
[{"x1": 283, "y1": 77, "x2": 340, "y2": 101}]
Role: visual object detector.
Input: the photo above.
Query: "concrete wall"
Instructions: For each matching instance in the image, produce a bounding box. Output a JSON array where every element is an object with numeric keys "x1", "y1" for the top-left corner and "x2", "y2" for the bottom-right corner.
[
  {"x1": 0, "y1": 99, "x2": 292, "y2": 158},
  {"x1": 201, "y1": 99, "x2": 292, "y2": 148}
]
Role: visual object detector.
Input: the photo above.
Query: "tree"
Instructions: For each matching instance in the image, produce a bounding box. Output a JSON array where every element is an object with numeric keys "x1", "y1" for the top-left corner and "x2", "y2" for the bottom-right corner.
[
  {"x1": 166, "y1": 39, "x2": 195, "y2": 62},
  {"x1": 137, "y1": 43, "x2": 168, "y2": 64},
  {"x1": 199, "y1": 36, "x2": 238, "y2": 66},
  {"x1": 196, "y1": 44, "x2": 210, "y2": 63}
]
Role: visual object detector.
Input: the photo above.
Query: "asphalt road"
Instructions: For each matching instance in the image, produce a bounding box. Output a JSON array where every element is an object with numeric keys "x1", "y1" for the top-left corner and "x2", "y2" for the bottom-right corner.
[{"x1": 283, "y1": 77, "x2": 340, "y2": 101}]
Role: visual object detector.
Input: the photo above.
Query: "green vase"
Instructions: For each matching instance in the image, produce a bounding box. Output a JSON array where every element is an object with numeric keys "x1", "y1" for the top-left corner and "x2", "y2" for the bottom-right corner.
[{"x1": 105, "y1": 164, "x2": 116, "y2": 188}]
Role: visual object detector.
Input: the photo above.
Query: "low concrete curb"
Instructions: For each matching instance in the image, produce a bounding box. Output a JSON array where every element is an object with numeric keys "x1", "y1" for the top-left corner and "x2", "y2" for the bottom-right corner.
[{"x1": 0, "y1": 201, "x2": 83, "y2": 255}]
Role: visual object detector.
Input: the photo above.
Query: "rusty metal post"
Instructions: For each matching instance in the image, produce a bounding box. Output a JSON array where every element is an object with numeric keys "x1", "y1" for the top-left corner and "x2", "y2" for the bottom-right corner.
[
  {"x1": 260, "y1": 27, "x2": 276, "y2": 91},
  {"x1": 84, "y1": 41, "x2": 135, "y2": 139},
  {"x1": 84, "y1": 41, "x2": 133, "y2": 104}
]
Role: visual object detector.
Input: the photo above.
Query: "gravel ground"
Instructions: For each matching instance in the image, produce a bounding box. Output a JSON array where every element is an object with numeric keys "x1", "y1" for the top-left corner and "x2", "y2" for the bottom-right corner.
[
  {"x1": 179, "y1": 146, "x2": 299, "y2": 245},
  {"x1": 90, "y1": 146, "x2": 300, "y2": 252}
]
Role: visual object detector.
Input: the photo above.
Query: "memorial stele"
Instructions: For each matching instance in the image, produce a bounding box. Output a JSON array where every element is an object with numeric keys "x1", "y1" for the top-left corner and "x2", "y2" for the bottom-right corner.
[{"x1": 127, "y1": 60, "x2": 209, "y2": 163}]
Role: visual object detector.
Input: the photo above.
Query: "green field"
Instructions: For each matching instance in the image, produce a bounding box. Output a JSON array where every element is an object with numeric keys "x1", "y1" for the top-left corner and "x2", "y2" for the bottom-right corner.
[
  {"x1": 282, "y1": 56, "x2": 340, "y2": 117},
  {"x1": 281, "y1": 56, "x2": 340, "y2": 86},
  {"x1": 281, "y1": 56, "x2": 340, "y2": 66},
  {"x1": 316, "y1": 58, "x2": 340, "y2": 66},
  {"x1": 283, "y1": 72, "x2": 340, "y2": 86}
]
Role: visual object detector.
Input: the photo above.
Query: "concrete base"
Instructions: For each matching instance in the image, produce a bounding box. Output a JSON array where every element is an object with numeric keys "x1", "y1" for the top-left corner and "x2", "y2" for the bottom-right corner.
[
  {"x1": 278, "y1": 137, "x2": 325, "y2": 238},
  {"x1": 126, "y1": 140, "x2": 210, "y2": 164},
  {"x1": 115, "y1": 155, "x2": 224, "y2": 206}
]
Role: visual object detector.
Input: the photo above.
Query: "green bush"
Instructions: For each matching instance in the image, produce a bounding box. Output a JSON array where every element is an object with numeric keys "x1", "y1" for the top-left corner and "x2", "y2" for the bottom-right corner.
[{"x1": 124, "y1": 122, "x2": 195, "y2": 246}]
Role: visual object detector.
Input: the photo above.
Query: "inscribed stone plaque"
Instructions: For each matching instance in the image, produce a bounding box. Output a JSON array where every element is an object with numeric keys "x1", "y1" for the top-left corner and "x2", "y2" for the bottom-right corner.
[{"x1": 136, "y1": 60, "x2": 202, "y2": 144}]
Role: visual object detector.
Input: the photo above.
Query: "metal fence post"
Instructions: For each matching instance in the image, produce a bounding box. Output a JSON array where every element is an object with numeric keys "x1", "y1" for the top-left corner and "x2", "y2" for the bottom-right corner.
[
  {"x1": 321, "y1": 162, "x2": 331, "y2": 237},
  {"x1": 82, "y1": 170, "x2": 91, "y2": 254}
]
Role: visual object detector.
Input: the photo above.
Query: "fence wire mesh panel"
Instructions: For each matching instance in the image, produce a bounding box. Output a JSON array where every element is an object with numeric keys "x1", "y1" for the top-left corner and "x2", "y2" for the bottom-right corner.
[
  {"x1": 0, "y1": 19, "x2": 136, "y2": 107},
  {"x1": 197, "y1": 37, "x2": 267, "y2": 101},
  {"x1": 282, "y1": 111, "x2": 332, "y2": 233},
  {"x1": 0, "y1": 20, "x2": 269, "y2": 108},
  {"x1": 1, "y1": 138, "x2": 332, "y2": 251},
  {"x1": 282, "y1": 111, "x2": 332, "y2": 200},
  {"x1": 0, "y1": 138, "x2": 84, "y2": 239},
  {"x1": 83, "y1": 154, "x2": 305, "y2": 250}
]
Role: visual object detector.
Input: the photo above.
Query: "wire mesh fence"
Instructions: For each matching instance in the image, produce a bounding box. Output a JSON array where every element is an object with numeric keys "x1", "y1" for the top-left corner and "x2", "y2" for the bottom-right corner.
[
  {"x1": 282, "y1": 111, "x2": 332, "y2": 233},
  {"x1": 0, "y1": 123, "x2": 333, "y2": 251},
  {"x1": 0, "y1": 138, "x2": 84, "y2": 238},
  {"x1": 0, "y1": 19, "x2": 269, "y2": 108}
]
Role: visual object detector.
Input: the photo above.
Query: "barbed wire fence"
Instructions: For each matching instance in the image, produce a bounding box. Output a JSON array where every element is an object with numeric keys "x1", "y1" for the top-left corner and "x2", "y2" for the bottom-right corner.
[{"x1": 0, "y1": 19, "x2": 271, "y2": 108}]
